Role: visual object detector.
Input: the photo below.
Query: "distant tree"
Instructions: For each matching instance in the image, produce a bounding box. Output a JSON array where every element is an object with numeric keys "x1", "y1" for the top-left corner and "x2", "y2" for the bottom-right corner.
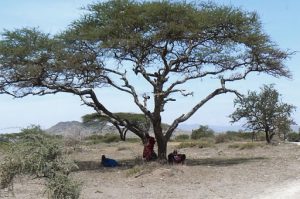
[
  {"x1": 191, "y1": 125, "x2": 215, "y2": 139},
  {"x1": 0, "y1": 1, "x2": 292, "y2": 159},
  {"x1": 82, "y1": 112, "x2": 150, "y2": 141},
  {"x1": 230, "y1": 85, "x2": 296, "y2": 143}
]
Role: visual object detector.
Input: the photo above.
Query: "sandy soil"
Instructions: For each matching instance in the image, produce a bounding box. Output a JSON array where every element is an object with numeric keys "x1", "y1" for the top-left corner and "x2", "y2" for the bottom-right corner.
[{"x1": 1, "y1": 141, "x2": 300, "y2": 199}]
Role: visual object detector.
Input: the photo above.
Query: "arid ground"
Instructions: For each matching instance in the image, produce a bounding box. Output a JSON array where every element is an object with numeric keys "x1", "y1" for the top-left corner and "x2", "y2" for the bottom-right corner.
[{"x1": 1, "y1": 140, "x2": 300, "y2": 199}]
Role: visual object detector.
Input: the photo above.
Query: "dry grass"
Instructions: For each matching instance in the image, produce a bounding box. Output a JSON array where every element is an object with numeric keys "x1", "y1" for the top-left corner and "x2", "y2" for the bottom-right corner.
[{"x1": 228, "y1": 142, "x2": 265, "y2": 150}]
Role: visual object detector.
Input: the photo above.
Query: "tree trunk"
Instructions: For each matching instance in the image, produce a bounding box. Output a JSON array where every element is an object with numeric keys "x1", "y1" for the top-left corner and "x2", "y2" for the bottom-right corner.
[
  {"x1": 152, "y1": 118, "x2": 167, "y2": 160},
  {"x1": 156, "y1": 135, "x2": 167, "y2": 160},
  {"x1": 265, "y1": 126, "x2": 271, "y2": 144}
]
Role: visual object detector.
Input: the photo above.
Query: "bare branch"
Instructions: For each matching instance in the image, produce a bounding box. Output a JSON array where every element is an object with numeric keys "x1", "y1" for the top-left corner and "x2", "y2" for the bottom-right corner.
[{"x1": 165, "y1": 87, "x2": 242, "y2": 140}]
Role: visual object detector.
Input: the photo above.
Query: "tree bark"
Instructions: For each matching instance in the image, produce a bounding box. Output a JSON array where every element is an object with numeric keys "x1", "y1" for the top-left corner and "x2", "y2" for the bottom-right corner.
[
  {"x1": 265, "y1": 126, "x2": 271, "y2": 144},
  {"x1": 152, "y1": 115, "x2": 167, "y2": 160}
]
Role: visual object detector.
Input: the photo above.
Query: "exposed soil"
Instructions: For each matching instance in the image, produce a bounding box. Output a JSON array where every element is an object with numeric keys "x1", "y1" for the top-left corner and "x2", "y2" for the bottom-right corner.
[{"x1": 1, "y1": 141, "x2": 300, "y2": 199}]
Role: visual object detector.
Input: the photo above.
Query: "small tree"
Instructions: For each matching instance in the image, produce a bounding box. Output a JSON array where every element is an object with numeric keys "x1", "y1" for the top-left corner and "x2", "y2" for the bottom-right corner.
[
  {"x1": 191, "y1": 125, "x2": 215, "y2": 140},
  {"x1": 230, "y1": 85, "x2": 296, "y2": 144}
]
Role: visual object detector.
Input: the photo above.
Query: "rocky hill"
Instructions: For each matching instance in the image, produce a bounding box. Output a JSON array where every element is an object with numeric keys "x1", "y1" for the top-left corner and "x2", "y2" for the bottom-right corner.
[
  {"x1": 46, "y1": 121, "x2": 117, "y2": 138},
  {"x1": 45, "y1": 121, "x2": 190, "y2": 138}
]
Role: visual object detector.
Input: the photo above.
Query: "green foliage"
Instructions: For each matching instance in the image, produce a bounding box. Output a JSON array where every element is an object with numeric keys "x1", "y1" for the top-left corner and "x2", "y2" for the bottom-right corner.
[
  {"x1": 191, "y1": 125, "x2": 215, "y2": 140},
  {"x1": 0, "y1": 141, "x2": 10, "y2": 152},
  {"x1": 47, "y1": 173, "x2": 81, "y2": 199},
  {"x1": 84, "y1": 133, "x2": 120, "y2": 145},
  {"x1": 82, "y1": 112, "x2": 148, "y2": 124},
  {"x1": 0, "y1": 125, "x2": 45, "y2": 142},
  {"x1": 103, "y1": 134, "x2": 120, "y2": 143},
  {"x1": 0, "y1": 126, "x2": 80, "y2": 199},
  {"x1": 288, "y1": 132, "x2": 300, "y2": 142},
  {"x1": 177, "y1": 142, "x2": 198, "y2": 149},
  {"x1": 174, "y1": 134, "x2": 190, "y2": 141},
  {"x1": 177, "y1": 139, "x2": 215, "y2": 149},
  {"x1": 82, "y1": 112, "x2": 150, "y2": 137},
  {"x1": 230, "y1": 85, "x2": 296, "y2": 143},
  {"x1": 0, "y1": 0, "x2": 292, "y2": 159}
]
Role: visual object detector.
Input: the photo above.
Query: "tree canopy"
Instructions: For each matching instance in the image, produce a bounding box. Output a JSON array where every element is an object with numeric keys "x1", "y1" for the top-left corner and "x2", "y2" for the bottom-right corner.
[
  {"x1": 230, "y1": 85, "x2": 296, "y2": 143},
  {"x1": 82, "y1": 112, "x2": 150, "y2": 141},
  {"x1": 0, "y1": 0, "x2": 292, "y2": 159}
]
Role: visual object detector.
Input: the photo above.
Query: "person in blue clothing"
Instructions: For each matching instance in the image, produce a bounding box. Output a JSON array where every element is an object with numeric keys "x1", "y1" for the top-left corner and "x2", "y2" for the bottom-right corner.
[{"x1": 101, "y1": 155, "x2": 118, "y2": 167}]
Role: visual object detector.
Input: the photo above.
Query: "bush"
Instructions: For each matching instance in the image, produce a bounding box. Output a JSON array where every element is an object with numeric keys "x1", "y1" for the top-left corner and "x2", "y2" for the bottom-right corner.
[
  {"x1": 84, "y1": 133, "x2": 120, "y2": 144},
  {"x1": 47, "y1": 173, "x2": 81, "y2": 199},
  {"x1": 288, "y1": 132, "x2": 300, "y2": 142},
  {"x1": 177, "y1": 139, "x2": 215, "y2": 149},
  {"x1": 0, "y1": 126, "x2": 80, "y2": 198},
  {"x1": 103, "y1": 134, "x2": 120, "y2": 143},
  {"x1": 175, "y1": 134, "x2": 190, "y2": 141},
  {"x1": 215, "y1": 131, "x2": 253, "y2": 143},
  {"x1": 177, "y1": 142, "x2": 198, "y2": 149},
  {"x1": 215, "y1": 134, "x2": 229, "y2": 143},
  {"x1": 198, "y1": 140, "x2": 215, "y2": 148},
  {"x1": 191, "y1": 125, "x2": 214, "y2": 140}
]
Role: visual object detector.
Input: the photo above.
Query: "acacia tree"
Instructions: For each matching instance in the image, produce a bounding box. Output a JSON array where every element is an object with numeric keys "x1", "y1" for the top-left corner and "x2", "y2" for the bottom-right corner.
[
  {"x1": 230, "y1": 85, "x2": 296, "y2": 143},
  {"x1": 82, "y1": 112, "x2": 151, "y2": 141},
  {"x1": 0, "y1": 1, "x2": 292, "y2": 159}
]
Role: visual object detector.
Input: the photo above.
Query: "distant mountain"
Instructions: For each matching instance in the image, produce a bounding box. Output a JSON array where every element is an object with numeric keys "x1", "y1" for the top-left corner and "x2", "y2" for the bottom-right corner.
[
  {"x1": 45, "y1": 121, "x2": 300, "y2": 138},
  {"x1": 46, "y1": 121, "x2": 116, "y2": 138}
]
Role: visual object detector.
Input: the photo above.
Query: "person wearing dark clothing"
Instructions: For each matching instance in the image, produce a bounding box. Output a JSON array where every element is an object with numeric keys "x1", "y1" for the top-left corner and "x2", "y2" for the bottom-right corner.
[
  {"x1": 101, "y1": 155, "x2": 118, "y2": 167},
  {"x1": 168, "y1": 150, "x2": 186, "y2": 164}
]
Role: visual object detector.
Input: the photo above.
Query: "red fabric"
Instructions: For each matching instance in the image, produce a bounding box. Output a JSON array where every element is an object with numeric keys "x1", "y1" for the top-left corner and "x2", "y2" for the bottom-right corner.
[{"x1": 143, "y1": 136, "x2": 155, "y2": 161}]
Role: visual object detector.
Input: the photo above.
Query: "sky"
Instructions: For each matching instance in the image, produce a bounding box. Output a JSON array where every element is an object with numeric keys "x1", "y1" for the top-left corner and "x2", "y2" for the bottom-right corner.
[{"x1": 0, "y1": 0, "x2": 299, "y2": 133}]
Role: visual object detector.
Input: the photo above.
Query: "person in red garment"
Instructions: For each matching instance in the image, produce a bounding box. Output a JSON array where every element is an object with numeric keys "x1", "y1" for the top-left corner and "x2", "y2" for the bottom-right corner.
[{"x1": 143, "y1": 133, "x2": 157, "y2": 161}]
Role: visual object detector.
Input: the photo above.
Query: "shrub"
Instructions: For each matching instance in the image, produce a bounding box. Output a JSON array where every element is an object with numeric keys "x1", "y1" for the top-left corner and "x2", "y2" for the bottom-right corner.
[
  {"x1": 198, "y1": 140, "x2": 215, "y2": 148},
  {"x1": 47, "y1": 173, "x2": 81, "y2": 199},
  {"x1": 0, "y1": 126, "x2": 80, "y2": 199},
  {"x1": 64, "y1": 137, "x2": 81, "y2": 151},
  {"x1": 103, "y1": 134, "x2": 120, "y2": 143},
  {"x1": 175, "y1": 134, "x2": 190, "y2": 141},
  {"x1": 215, "y1": 134, "x2": 229, "y2": 143},
  {"x1": 191, "y1": 125, "x2": 214, "y2": 140},
  {"x1": 177, "y1": 142, "x2": 198, "y2": 149},
  {"x1": 288, "y1": 132, "x2": 300, "y2": 142},
  {"x1": 84, "y1": 133, "x2": 120, "y2": 144}
]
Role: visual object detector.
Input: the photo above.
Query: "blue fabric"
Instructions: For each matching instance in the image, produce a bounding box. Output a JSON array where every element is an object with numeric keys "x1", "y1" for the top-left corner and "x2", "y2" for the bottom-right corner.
[{"x1": 102, "y1": 158, "x2": 118, "y2": 167}]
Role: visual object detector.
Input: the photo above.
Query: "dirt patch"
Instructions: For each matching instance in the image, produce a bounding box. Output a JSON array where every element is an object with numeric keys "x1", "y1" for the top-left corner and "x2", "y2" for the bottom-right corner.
[{"x1": 1, "y1": 141, "x2": 300, "y2": 198}]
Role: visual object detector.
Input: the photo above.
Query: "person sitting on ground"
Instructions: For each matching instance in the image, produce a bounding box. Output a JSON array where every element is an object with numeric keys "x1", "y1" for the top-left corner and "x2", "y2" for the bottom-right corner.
[
  {"x1": 101, "y1": 155, "x2": 118, "y2": 167},
  {"x1": 168, "y1": 150, "x2": 186, "y2": 164},
  {"x1": 143, "y1": 133, "x2": 157, "y2": 161}
]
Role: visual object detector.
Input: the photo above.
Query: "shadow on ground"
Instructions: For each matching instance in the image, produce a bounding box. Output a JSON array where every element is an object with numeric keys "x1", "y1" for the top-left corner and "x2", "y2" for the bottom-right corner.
[
  {"x1": 186, "y1": 157, "x2": 267, "y2": 166},
  {"x1": 74, "y1": 159, "x2": 141, "y2": 172},
  {"x1": 75, "y1": 156, "x2": 267, "y2": 172}
]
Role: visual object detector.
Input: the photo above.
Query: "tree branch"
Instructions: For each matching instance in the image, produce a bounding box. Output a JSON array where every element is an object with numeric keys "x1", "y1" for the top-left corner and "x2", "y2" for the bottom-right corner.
[{"x1": 165, "y1": 87, "x2": 242, "y2": 140}]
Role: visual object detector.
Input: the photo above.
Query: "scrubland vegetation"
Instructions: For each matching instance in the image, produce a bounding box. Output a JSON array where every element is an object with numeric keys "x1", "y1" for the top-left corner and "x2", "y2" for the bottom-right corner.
[{"x1": 1, "y1": 124, "x2": 300, "y2": 198}]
